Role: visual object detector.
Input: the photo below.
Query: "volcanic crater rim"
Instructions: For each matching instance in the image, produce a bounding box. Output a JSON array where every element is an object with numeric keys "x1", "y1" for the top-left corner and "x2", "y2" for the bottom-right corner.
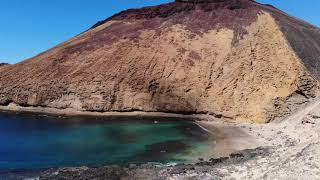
[{"x1": 175, "y1": 0, "x2": 252, "y2": 3}]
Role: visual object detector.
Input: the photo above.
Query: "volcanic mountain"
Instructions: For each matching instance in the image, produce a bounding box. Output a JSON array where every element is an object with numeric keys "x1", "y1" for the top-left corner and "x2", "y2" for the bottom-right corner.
[{"x1": 1, "y1": 0, "x2": 320, "y2": 123}]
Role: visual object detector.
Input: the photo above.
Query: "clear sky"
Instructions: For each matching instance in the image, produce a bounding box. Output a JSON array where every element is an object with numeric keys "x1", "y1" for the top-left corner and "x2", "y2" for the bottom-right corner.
[{"x1": 0, "y1": 0, "x2": 319, "y2": 64}]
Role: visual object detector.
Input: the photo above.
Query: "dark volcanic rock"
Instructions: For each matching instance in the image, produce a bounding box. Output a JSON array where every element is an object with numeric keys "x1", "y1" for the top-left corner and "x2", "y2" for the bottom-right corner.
[
  {"x1": 4, "y1": 147, "x2": 271, "y2": 179},
  {"x1": 0, "y1": 63, "x2": 9, "y2": 67},
  {"x1": 132, "y1": 140, "x2": 190, "y2": 162}
]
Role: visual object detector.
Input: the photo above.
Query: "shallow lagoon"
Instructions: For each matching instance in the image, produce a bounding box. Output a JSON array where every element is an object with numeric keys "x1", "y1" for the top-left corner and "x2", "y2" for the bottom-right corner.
[{"x1": 0, "y1": 111, "x2": 214, "y2": 169}]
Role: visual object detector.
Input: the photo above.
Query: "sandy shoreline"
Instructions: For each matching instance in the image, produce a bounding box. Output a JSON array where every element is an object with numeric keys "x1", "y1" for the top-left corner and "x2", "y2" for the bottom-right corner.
[
  {"x1": 0, "y1": 103, "x2": 213, "y2": 119},
  {"x1": 0, "y1": 103, "x2": 263, "y2": 180},
  {"x1": 196, "y1": 121, "x2": 258, "y2": 159},
  {"x1": 192, "y1": 98, "x2": 320, "y2": 179},
  {"x1": 2, "y1": 100, "x2": 320, "y2": 179},
  {"x1": 0, "y1": 103, "x2": 259, "y2": 165}
]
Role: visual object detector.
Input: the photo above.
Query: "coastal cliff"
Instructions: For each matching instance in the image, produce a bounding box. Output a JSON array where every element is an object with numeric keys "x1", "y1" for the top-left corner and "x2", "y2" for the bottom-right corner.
[{"x1": 0, "y1": 0, "x2": 320, "y2": 123}]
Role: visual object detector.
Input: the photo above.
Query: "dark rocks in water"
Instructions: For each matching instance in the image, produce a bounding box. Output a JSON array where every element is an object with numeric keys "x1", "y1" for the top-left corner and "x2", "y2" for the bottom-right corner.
[
  {"x1": 195, "y1": 157, "x2": 230, "y2": 166},
  {"x1": 38, "y1": 166, "x2": 128, "y2": 180},
  {"x1": 132, "y1": 140, "x2": 190, "y2": 162},
  {"x1": 6, "y1": 147, "x2": 271, "y2": 179},
  {"x1": 145, "y1": 140, "x2": 190, "y2": 154}
]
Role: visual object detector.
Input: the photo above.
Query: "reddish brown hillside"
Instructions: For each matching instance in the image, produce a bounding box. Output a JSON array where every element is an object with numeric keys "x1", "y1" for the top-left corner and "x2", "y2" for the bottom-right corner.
[{"x1": 0, "y1": 0, "x2": 319, "y2": 123}]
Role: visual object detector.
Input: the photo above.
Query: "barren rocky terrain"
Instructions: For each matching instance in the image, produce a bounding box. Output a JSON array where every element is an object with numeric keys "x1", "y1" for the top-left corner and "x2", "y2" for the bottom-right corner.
[
  {"x1": 1, "y1": 0, "x2": 320, "y2": 179},
  {"x1": 1, "y1": 0, "x2": 320, "y2": 123}
]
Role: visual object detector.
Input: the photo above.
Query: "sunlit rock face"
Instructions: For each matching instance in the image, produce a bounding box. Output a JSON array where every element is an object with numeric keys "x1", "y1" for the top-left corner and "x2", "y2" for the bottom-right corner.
[{"x1": 0, "y1": 0, "x2": 319, "y2": 123}]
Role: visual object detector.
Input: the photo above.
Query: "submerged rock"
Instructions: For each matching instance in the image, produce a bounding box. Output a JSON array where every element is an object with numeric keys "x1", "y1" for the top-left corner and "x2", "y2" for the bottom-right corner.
[{"x1": 3, "y1": 147, "x2": 270, "y2": 179}]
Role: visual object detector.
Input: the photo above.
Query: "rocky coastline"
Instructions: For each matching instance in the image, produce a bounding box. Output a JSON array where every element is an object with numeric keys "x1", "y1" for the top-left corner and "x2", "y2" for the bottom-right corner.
[
  {"x1": 1, "y1": 0, "x2": 320, "y2": 179},
  {"x1": 1, "y1": 98, "x2": 320, "y2": 179}
]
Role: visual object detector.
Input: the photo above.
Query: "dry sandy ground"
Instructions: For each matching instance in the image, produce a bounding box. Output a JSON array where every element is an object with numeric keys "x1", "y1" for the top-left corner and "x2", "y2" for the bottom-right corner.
[{"x1": 173, "y1": 97, "x2": 320, "y2": 180}]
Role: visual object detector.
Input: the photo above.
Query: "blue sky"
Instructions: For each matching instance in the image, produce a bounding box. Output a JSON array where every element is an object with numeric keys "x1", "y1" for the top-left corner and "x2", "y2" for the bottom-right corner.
[{"x1": 0, "y1": 0, "x2": 319, "y2": 64}]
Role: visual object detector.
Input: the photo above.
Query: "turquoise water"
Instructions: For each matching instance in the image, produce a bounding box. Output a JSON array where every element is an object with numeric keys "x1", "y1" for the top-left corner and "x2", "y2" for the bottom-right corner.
[{"x1": 0, "y1": 111, "x2": 213, "y2": 169}]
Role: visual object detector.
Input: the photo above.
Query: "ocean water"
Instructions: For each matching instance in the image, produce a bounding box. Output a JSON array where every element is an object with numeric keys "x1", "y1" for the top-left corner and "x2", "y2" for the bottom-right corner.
[{"x1": 0, "y1": 111, "x2": 214, "y2": 169}]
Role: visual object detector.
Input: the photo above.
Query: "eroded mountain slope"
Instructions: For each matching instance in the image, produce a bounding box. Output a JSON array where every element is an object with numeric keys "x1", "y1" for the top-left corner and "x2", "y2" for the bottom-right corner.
[{"x1": 0, "y1": 0, "x2": 319, "y2": 123}]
